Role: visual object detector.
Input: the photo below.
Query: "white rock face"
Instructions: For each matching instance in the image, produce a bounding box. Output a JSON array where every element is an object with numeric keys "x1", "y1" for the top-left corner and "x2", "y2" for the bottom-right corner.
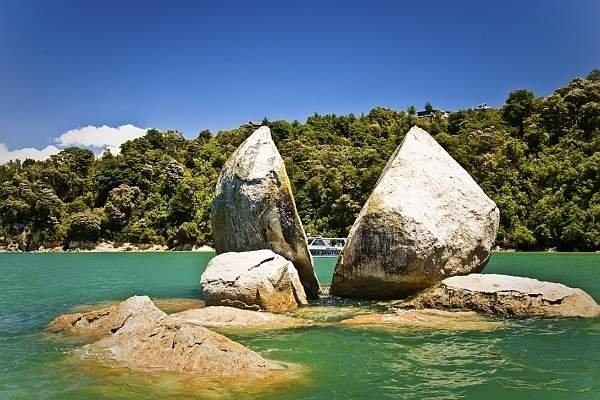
[
  {"x1": 330, "y1": 126, "x2": 500, "y2": 299},
  {"x1": 200, "y1": 250, "x2": 308, "y2": 313},
  {"x1": 401, "y1": 274, "x2": 600, "y2": 318},
  {"x1": 211, "y1": 126, "x2": 319, "y2": 298}
]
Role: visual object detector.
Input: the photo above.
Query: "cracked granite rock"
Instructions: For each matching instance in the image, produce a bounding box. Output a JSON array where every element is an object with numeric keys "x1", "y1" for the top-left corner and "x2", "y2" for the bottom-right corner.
[
  {"x1": 210, "y1": 126, "x2": 320, "y2": 299},
  {"x1": 200, "y1": 250, "x2": 308, "y2": 313},
  {"x1": 397, "y1": 274, "x2": 600, "y2": 318},
  {"x1": 331, "y1": 126, "x2": 499, "y2": 299}
]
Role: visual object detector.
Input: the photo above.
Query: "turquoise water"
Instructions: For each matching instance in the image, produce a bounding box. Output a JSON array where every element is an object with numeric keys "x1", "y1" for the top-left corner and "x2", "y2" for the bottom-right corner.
[{"x1": 0, "y1": 252, "x2": 599, "y2": 399}]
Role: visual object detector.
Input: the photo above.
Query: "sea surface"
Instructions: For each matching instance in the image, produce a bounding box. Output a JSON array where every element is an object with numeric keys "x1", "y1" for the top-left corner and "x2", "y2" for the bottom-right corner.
[{"x1": 0, "y1": 252, "x2": 598, "y2": 399}]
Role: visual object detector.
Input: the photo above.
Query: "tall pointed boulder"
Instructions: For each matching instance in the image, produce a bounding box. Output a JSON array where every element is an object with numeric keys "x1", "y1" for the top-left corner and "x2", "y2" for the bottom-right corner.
[
  {"x1": 330, "y1": 126, "x2": 499, "y2": 299},
  {"x1": 211, "y1": 126, "x2": 320, "y2": 298}
]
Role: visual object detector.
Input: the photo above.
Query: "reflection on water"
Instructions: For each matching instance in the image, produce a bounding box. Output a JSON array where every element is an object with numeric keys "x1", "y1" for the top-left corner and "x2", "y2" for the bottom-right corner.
[{"x1": 59, "y1": 352, "x2": 308, "y2": 400}]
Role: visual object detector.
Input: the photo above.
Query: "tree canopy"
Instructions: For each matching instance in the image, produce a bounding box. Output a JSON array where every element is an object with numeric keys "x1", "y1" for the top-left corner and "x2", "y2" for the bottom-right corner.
[{"x1": 1, "y1": 72, "x2": 598, "y2": 251}]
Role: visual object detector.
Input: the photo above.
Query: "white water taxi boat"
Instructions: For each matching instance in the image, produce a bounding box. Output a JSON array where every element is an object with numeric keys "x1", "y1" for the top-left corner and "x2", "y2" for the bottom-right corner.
[{"x1": 307, "y1": 236, "x2": 347, "y2": 257}]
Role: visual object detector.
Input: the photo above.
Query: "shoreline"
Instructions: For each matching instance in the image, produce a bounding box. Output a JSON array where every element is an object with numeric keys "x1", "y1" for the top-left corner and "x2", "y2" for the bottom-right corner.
[
  {"x1": 0, "y1": 249, "x2": 598, "y2": 254},
  {"x1": 0, "y1": 242, "x2": 215, "y2": 254}
]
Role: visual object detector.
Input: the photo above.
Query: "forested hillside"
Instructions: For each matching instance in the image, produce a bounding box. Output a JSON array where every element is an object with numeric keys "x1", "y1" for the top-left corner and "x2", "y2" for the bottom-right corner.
[{"x1": 1, "y1": 71, "x2": 599, "y2": 251}]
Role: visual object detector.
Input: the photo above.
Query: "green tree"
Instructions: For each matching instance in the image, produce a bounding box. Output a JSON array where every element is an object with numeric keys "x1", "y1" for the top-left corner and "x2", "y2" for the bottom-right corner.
[
  {"x1": 586, "y1": 69, "x2": 600, "y2": 81},
  {"x1": 503, "y1": 89, "x2": 535, "y2": 134}
]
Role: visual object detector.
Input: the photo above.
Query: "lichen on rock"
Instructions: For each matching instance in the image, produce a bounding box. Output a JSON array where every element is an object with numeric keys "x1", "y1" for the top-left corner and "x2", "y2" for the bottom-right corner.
[
  {"x1": 331, "y1": 126, "x2": 500, "y2": 299},
  {"x1": 210, "y1": 126, "x2": 320, "y2": 298}
]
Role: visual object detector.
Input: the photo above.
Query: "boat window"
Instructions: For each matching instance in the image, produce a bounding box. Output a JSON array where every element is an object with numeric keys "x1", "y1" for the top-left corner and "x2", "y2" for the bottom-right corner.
[{"x1": 312, "y1": 239, "x2": 326, "y2": 246}]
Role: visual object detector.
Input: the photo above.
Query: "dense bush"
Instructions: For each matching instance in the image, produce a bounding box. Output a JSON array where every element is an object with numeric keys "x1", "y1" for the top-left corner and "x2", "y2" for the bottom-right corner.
[{"x1": 0, "y1": 73, "x2": 598, "y2": 250}]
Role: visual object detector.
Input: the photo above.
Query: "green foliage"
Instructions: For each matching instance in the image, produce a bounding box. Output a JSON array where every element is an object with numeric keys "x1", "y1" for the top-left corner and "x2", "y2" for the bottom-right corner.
[
  {"x1": 503, "y1": 89, "x2": 535, "y2": 134},
  {"x1": 65, "y1": 212, "x2": 101, "y2": 242},
  {"x1": 587, "y1": 69, "x2": 600, "y2": 81},
  {"x1": 0, "y1": 71, "x2": 598, "y2": 250}
]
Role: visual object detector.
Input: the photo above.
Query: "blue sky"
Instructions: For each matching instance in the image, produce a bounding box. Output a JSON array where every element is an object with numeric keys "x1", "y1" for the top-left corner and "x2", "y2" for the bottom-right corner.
[{"x1": 0, "y1": 0, "x2": 599, "y2": 160}]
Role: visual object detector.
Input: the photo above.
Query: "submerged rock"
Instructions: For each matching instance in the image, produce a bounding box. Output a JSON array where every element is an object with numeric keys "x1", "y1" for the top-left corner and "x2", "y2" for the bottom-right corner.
[
  {"x1": 71, "y1": 298, "x2": 205, "y2": 315},
  {"x1": 90, "y1": 317, "x2": 284, "y2": 376},
  {"x1": 211, "y1": 126, "x2": 319, "y2": 298},
  {"x1": 172, "y1": 306, "x2": 308, "y2": 330},
  {"x1": 399, "y1": 274, "x2": 600, "y2": 318},
  {"x1": 200, "y1": 250, "x2": 308, "y2": 313},
  {"x1": 47, "y1": 295, "x2": 166, "y2": 338},
  {"x1": 290, "y1": 304, "x2": 378, "y2": 323},
  {"x1": 330, "y1": 126, "x2": 499, "y2": 299},
  {"x1": 340, "y1": 309, "x2": 504, "y2": 331}
]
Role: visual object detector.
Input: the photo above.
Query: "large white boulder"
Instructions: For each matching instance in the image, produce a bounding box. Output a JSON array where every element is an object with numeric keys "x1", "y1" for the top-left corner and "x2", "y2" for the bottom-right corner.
[
  {"x1": 400, "y1": 274, "x2": 600, "y2": 318},
  {"x1": 210, "y1": 126, "x2": 319, "y2": 298},
  {"x1": 331, "y1": 126, "x2": 500, "y2": 299},
  {"x1": 200, "y1": 250, "x2": 308, "y2": 313}
]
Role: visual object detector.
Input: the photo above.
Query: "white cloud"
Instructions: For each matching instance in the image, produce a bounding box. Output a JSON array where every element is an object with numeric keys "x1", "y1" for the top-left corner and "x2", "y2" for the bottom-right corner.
[
  {"x1": 0, "y1": 143, "x2": 61, "y2": 164},
  {"x1": 0, "y1": 124, "x2": 147, "y2": 165},
  {"x1": 56, "y1": 124, "x2": 147, "y2": 148}
]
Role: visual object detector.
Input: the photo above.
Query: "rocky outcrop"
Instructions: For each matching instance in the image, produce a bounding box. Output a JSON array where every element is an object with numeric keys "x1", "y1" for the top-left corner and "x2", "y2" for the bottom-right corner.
[
  {"x1": 399, "y1": 274, "x2": 600, "y2": 318},
  {"x1": 210, "y1": 126, "x2": 319, "y2": 298},
  {"x1": 90, "y1": 317, "x2": 284, "y2": 375},
  {"x1": 330, "y1": 126, "x2": 499, "y2": 299},
  {"x1": 200, "y1": 250, "x2": 308, "y2": 313},
  {"x1": 51, "y1": 296, "x2": 287, "y2": 377},
  {"x1": 340, "y1": 309, "x2": 504, "y2": 331},
  {"x1": 47, "y1": 295, "x2": 166, "y2": 338},
  {"x1": 172, "y1": 306, "x2": 308, "y2": 330}
]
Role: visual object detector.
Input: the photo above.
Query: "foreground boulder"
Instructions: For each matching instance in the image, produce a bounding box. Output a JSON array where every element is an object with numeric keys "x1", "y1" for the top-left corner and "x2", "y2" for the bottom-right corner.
[
  {"x1": 90, "y1": 317, "x2": 284, "y2": 375},
  {"x1": 47, "y1": 295, "x2": 166, "y2": 338},
  {"x1": 172, "y1": 306, "x2": 308, "y2": 330},
  {"x1": 211, "y1": 126, "x2": 319, "y2": 298},
  {"x1": 399, "y1": 274, "x2": 600, "y2": 318},
  {"x1": 51, "y1": 296, "x2": 287, "y2": 377},
  {"x1": 200, "y1": 250, "x2": 308, "y2": 313},
  {"x1": 331, "y1": 126, "x2": 499, "y2": 299}
]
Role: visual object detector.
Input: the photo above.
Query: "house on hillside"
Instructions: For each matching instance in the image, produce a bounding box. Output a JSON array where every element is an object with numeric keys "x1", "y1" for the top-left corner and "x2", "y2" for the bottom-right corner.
[{"x1": 417, "y1": 108, "x2": 451, "y2": 119}]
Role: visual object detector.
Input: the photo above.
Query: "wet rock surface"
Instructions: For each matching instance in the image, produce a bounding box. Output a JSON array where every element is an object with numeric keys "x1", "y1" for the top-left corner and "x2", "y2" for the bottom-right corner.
[
  {"x1": 331, "y1": 126, "x2": 499, "y2": 299},
  {"x1": 211, "y1": 126, "x2": 319, "y2": 298},
  {"x1": 340, "y1": 309, "x2": 505, "y2": 331},
  {"x1": 50, "y1": 296, "x2": 289, "y2": 378},
  {"x1": 89, "y1": 317, "x2": 285, "y2": 376},
  {"x1": 172, "y1": 306, "x2": 308, "y2": 330}
]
